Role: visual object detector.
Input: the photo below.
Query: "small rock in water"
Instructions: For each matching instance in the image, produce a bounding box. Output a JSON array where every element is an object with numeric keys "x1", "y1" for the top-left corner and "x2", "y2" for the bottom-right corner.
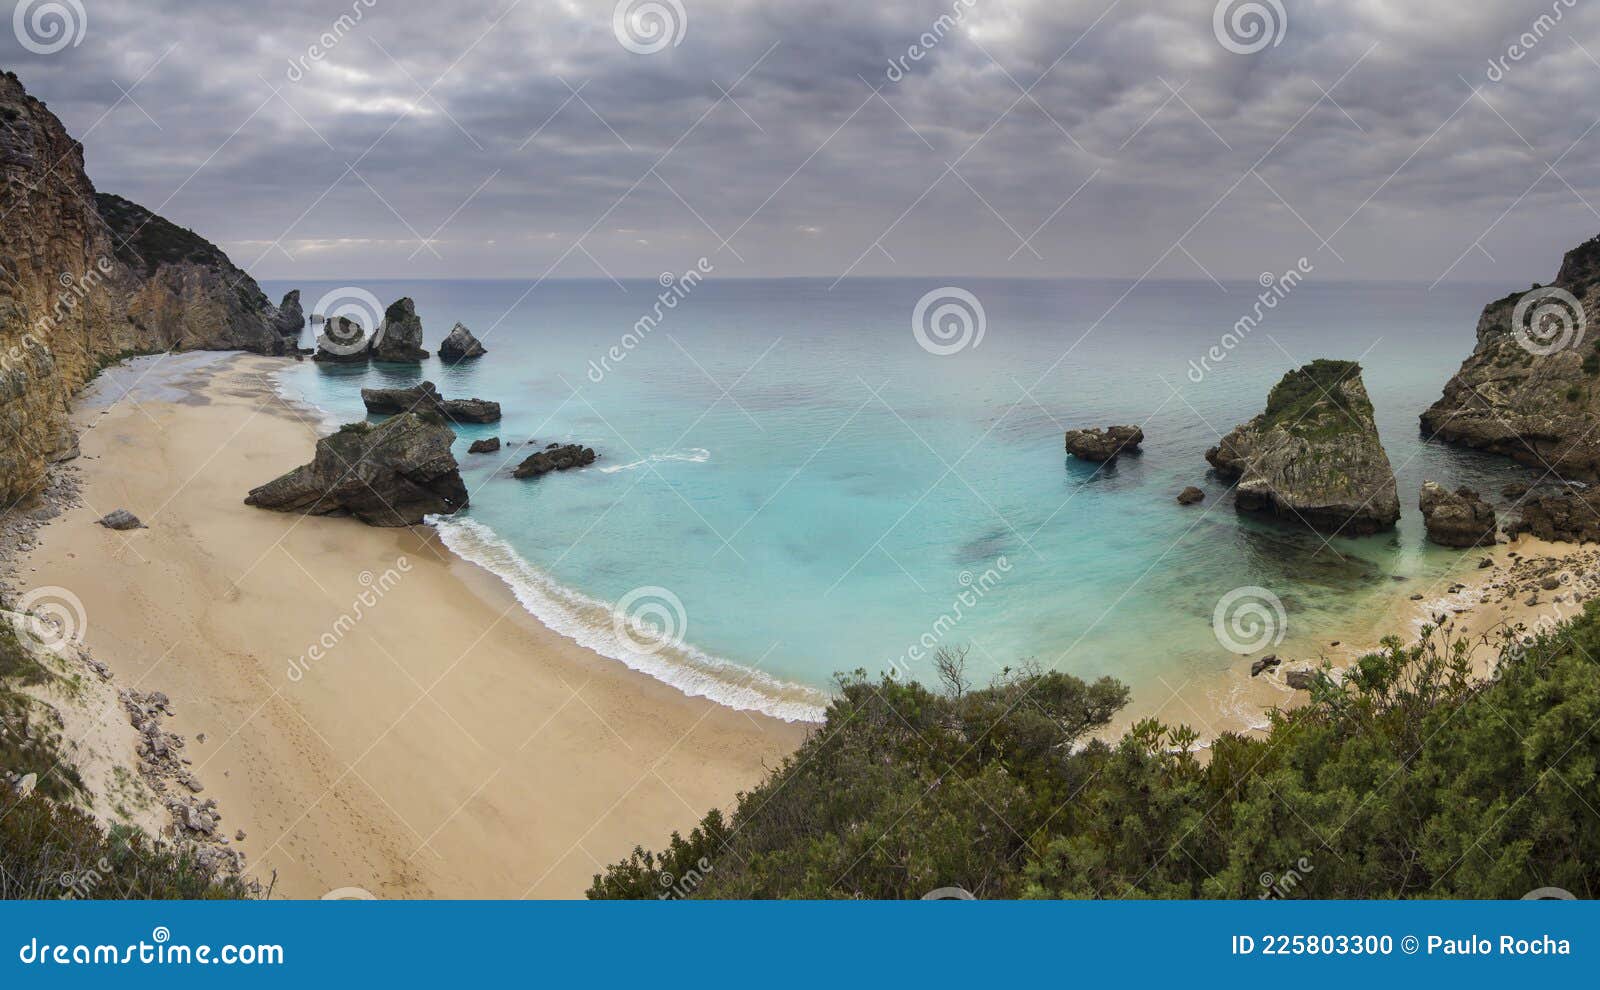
[
  {"x1": 1478, "y1": 558, "x2": 1494, "y2": 569},
  {"x1": 1249, "y1": 654, "x2": 1281, "y2": 677},
  {"x1": 468, "y1": 437, "x2": 501, "y2": 455},
  {"x1": 1176, "y1": 486, "x2": 1204, "y2": 506},
  {"x1": 96, "y1": 509, "x2": 144, "y2": 530}
]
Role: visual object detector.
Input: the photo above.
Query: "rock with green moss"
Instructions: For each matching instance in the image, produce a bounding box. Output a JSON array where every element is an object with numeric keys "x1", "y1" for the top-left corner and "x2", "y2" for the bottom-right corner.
[
  {"x1": 1206, "y1": 360, "x2": 1400, "y2": 535},
  {"x1": 1422, "y1": 234, "x2": 1600, "y2": 478}
]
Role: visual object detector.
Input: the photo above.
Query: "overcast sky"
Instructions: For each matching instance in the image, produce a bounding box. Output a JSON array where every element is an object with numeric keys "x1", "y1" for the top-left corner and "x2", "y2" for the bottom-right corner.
[{"x1": 6, "y1": 0, "x2": 1600, "y2": 283}]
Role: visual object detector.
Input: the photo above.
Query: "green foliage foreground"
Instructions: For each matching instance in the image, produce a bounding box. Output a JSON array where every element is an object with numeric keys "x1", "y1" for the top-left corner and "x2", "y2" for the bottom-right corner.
[{"x1": 590, "y1": 607, "x2": 1600, "y2": 899}]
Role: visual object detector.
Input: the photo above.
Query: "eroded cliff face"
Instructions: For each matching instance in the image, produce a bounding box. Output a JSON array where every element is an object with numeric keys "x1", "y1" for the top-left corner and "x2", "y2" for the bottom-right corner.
[
  {"x1": 1421, "y1": 236, "x2": 1600, "y2": 478},
  {"x1": 0, "y1": 71, "x2": 290, "y2": 505}
]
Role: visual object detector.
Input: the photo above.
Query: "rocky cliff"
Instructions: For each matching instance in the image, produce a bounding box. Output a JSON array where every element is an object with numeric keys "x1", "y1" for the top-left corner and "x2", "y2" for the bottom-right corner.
[
  {"x1": 1421, "y1": 235, "x2": 1600, "y2": 478},
  {"x1": 1206, "y1": 359, "x2": 1401, "y2": 535},
  {"x1": 0, "y1": 71, "x2": 288, "y2": 506}
]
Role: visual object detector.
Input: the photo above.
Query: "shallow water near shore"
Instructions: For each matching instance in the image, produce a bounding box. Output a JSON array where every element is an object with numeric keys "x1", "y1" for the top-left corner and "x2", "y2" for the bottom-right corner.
[{"x1": 265, "y1": 276, "x2": 1537, "y2": 723}]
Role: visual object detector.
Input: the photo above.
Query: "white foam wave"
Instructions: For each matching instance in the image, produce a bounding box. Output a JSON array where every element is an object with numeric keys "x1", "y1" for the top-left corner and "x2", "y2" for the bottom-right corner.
[
  {"x1": 433, "y1": 516, "x2": 829, "y2": 723},
  {"x1": 598, "y1": 447, "x2": 711, "y2": 474}
]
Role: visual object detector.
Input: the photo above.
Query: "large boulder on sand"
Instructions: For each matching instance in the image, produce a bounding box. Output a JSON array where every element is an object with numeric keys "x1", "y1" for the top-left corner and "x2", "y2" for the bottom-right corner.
[
  {"x1": 438, "y1": 322, "x2": 487, "y2": 363},
  {"x1": 1206, "y1": 360, "x2": 1400, "y2": 535},
  {"x1": 244, "y1": 413, "x2": 467, "y2": 526},
  {"x1": 1419, "y1": 481, "x2": 1497, "y2": 548},
  {"x1": 1064, "y1": 425, "x2": 1143, "y2": 462},
  {"x1": 368, "y1": 297, "x2": 429, "y2": 363},
  {"x1": 360, "y1": 381, "x2": 501, "y2": 424}
]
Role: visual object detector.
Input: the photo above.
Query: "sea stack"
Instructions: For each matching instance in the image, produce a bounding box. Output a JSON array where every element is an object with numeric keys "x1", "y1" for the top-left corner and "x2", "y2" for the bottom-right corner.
[
  {"x1": 274, "y1": 289, "x2": 305, "y2": 343},
  {"x1": 244, "y1": 413, "x2": 467, "y2": 526},
  {"x1": 439, "y1": 322, "x2": 487, "y2": 363},
  {"x1": 1206, "y1": 359, "x2": 1400, "y2": 535},
  {"x1": 368, "y1": 297, "x2": 430, "y2": 363},
  {"x1": 313, "y1": 316, "x2": 369, "y2": 363},
  {"x1": 1421, "y1": 234, "x2": 1600, "y2": 478}
]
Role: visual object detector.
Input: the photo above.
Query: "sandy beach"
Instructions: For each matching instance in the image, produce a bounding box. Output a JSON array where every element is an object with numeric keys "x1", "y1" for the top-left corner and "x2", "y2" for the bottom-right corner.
[{"x1": 9, "y1": 352, "x2": 805, "y2": 899}]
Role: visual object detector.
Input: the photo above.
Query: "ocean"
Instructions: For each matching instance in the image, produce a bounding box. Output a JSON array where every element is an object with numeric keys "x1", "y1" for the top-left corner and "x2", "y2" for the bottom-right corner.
[{"x1": 262, "y1": 276, "x2": 1534, "y2": 724}]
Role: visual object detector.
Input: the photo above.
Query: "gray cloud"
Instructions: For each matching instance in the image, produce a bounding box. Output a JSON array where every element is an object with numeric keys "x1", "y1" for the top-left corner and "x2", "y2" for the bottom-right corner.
[{"x1": 5, "y1": 0, "x2": 1600, "y2": 284}]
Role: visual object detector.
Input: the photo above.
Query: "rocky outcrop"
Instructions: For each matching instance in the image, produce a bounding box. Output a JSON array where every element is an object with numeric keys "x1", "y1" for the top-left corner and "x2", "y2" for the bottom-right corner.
[
  {"x1": 1206, "y1": 360, "x2": 1400, "y2": 535},
  {"x1": 1064, "y1": 425, "x2": 1142, "y2": 462},
  {"x1": 513, "y1": 443, "x2": 597, "y2": 479},
  {"x1": 274, "y1": 290, "x2": 305, "y2": 343},
  {"x1": 0, "y1": 71, "x2": 289, "y2": 505},
  {"x1": 313, "y1": 316, "x2": 369, "y2": 363},
  {"x1": 1506, "y1": 486, "x2": 1600, "y2": 543},
  {"x1": 1177, "y1": 486, "x2": 1204, "y2": 506},
  {"x1": 438, "y1": 322, "x2": 486, "y2": 363},
  {"x1": 244, "y1": 414, "x2": 468, "y2": 526},
  {"x1": 1419, "y1": 482, "x2": 1497, "y2": 548},
  {"x1": 468, "y1": 437, "x2": 500, "y2": 454},
  {"x1": 360, "y1": 381, "x2": 501, "y2": 424},
  {"x1": 96, "y1": 193, "x2": 289, "y2": 356},
  {"x1": 1421, "y1": 235, "x2": 1600, "y2": 478},
  {"x1": 368, "y1": 297, "x2": 428, "y2": 363}
]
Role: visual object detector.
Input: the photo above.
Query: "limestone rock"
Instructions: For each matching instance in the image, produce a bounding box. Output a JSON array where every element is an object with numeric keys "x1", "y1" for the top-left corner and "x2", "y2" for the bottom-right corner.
[
  {"x1": 96, "y1": 509, "x2": 144, "y2": 530},
  {"x1": 1422, "y1": 235, "x2": 1600, "y2": 478},
  {"x1": 438, "y1": 322, "x2": 487, "y2": 363},
  {"x1": 360, "y1": 381, "x2": 500, "y2": 424},
  {"x1": 1418, "y1": 482, "x2": 1497, "y2": 548},
  {"x1": 1205, "y1": 360, "x2": 1400, "y2": 535},
  {"x1": 314, "y1": 316, "x2": 369, "y2": 363},
  {"x1": 1064, "y1": 425, "x2": 1143, "y2": 462},
  {"x1": 513, "y1": 444, "x2": 597, "y2": 479},
  {"x1": 368, "y1": 297, "x2": 429, "y2": 363},
  {"x1": 245, "y1": 413, "x2": 468, "y2": 526},
  {"x1": 468, "y1": 437, "x2": 501, "y2": 454},
  {"x1": 1177, "y1": 486, "x2": 1205, "y2": 506},
  {"x1": 1506, "y1": 486, "x2": 1600, "y2": 543},
  {"x1": 274, "y1": 289, "x2": 305, "y2": 341}
]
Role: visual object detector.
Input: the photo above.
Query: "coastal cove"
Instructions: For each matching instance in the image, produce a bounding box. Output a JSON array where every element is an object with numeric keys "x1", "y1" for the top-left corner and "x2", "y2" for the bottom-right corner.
[{"x1": 267, "y1": 276, "x2": 1547, "y2": 735}]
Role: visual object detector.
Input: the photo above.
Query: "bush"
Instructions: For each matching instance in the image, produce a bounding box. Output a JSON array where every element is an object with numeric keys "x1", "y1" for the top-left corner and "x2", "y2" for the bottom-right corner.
[{"x1": 592, "y1": 610, "x2": 1600, "y2": 900}]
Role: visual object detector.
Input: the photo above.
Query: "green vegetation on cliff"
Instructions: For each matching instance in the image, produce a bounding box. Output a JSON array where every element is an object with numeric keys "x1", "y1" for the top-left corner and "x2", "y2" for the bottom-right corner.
[{"x1": 591, "y1": 608, "x2": 1600, "y2": 899}]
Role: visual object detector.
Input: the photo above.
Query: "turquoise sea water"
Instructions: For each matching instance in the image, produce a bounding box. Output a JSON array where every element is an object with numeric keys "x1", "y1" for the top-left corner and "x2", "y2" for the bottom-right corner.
[{"x1": 263, "y1": 277, "x2": 1537, "y2": 722}]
